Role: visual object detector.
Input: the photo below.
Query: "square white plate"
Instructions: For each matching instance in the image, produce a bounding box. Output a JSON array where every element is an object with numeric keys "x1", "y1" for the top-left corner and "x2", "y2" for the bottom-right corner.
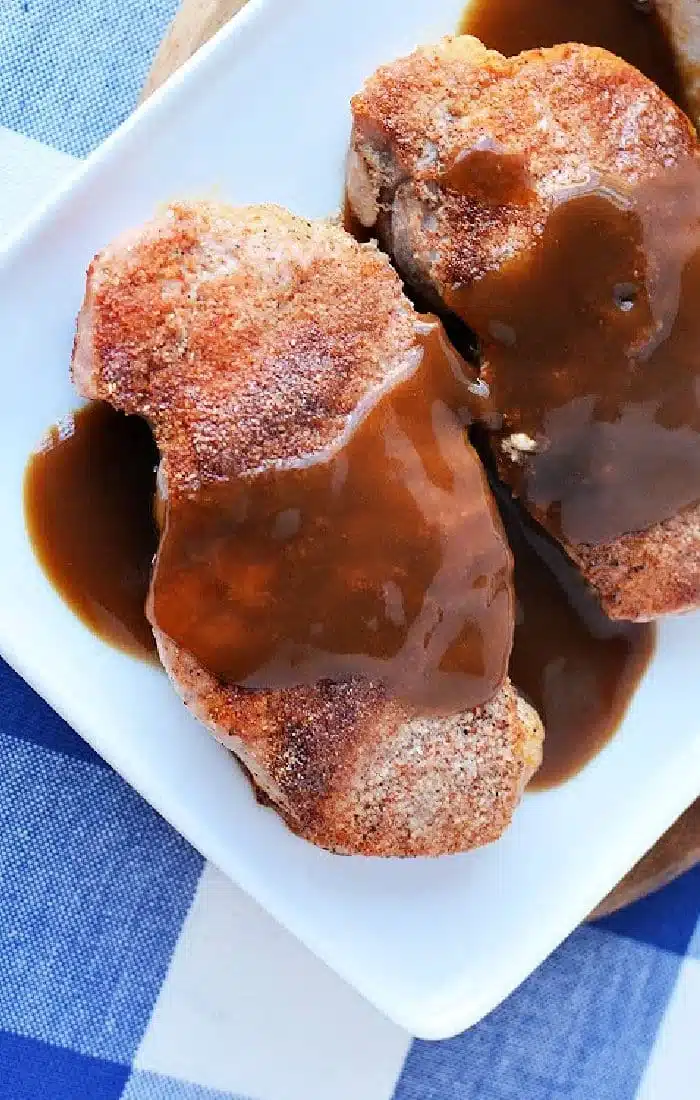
[{"x1": 1, "y1": 0, "x2": 699, "y2": 1040}]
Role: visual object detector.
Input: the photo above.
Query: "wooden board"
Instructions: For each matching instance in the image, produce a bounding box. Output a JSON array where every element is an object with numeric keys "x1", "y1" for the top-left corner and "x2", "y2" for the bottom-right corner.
[
  {"x1": 141, "y1": 0, "x2": 248, "y2": 100},
  {"x1": 142, "y1": 0, "x2": 700, "y2": 916}
]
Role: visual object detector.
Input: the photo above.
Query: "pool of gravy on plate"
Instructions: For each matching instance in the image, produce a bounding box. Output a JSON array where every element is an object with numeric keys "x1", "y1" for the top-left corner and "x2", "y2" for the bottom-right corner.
[
  {"x1": 493, "y1": 478, "x2": 654, "y2": 789},
  {"x1": 24, "y1": 402, "x2": 159, "y2": 661}
]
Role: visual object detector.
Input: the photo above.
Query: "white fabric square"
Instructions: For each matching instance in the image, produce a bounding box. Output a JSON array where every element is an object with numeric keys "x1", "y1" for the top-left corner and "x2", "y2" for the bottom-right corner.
[
  {"x1": 636, "y1": 957, "x2": 700, "y2": 1100},
  {"x1": 135, "y1": 864, "x2": 410, "y2": 1100}
]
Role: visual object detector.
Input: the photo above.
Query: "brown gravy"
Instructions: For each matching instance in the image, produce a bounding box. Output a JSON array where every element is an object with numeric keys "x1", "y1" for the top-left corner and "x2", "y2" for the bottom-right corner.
[
  {"x1": 24, "y1": 402, "x2": 159, "y2": 661},
  {"x1": 446, "y1": 167, "x2": 700, "y2": 545},
  {"x1": 150, "y1": 323, "x2": 513, "y2": 714},
  {"x1": 492, "y1": 476, "x2": 654, "y2": 788},
  {"x1": 459, "y1": 0, "x2": 688, "y2": 116}
]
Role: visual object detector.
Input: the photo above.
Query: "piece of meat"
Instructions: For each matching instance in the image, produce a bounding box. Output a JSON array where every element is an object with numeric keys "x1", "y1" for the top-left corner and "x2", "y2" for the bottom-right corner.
[
  {"x1": 72, "y1": 199, "x2": 543, "y2": 856},
  {"x1": 348, "y1": 36, "x2": 700, "y2": 621}
]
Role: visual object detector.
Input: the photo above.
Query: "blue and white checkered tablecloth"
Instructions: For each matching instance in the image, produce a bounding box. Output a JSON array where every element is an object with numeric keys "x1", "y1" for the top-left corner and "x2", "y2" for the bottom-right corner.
[{"x1": 0, "y1": 3, "x2": 699, "y2": 1098}]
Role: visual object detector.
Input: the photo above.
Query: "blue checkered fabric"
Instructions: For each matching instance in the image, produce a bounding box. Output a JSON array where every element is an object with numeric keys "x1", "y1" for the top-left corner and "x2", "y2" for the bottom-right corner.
[
  {"x1": 0, "y1": 4, "x2": 699, "y2": 1099},
  {"x1": 0, "y1": 0, "x2": 179, "y2": 156}
]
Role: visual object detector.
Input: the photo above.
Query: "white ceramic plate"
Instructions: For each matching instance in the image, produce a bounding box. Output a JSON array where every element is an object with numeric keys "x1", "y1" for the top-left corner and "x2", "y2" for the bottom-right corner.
[{"x1": 1, "y1": 0, "x2": 699, "y2": 1040}]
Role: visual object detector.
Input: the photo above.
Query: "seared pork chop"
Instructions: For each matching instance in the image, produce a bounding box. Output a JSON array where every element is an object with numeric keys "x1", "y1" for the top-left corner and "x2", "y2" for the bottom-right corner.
[
  {"x1": 72, "y1": 200, "x2": 543, "y2": 856},
  {"x1": 348, "y1": 37, "x2": 700, "y2": 621}
]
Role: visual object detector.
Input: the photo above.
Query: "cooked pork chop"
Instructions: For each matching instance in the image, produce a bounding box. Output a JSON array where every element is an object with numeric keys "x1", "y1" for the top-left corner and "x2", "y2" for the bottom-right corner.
[
  {"x1": 72, "y1": 200, "x2": 543, "y2": 856},
  {"x1": 348, "y1": 37, "x2": 700, "y2": 621}
]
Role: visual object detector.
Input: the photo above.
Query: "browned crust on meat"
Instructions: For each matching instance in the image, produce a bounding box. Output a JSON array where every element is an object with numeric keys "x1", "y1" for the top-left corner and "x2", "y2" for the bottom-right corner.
[
  {"x1": 155, "y1": 631, "x2": 543, "y2": 857},
  {"x1": 566, "y1": 503, "x2": 700, "y2": 621},
  {"x1": 73, "y1": 201, "x2": 422, "y2": 497},
  {"x1": 349, "y1": 37, "x2": 700, "y2": 621}
]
